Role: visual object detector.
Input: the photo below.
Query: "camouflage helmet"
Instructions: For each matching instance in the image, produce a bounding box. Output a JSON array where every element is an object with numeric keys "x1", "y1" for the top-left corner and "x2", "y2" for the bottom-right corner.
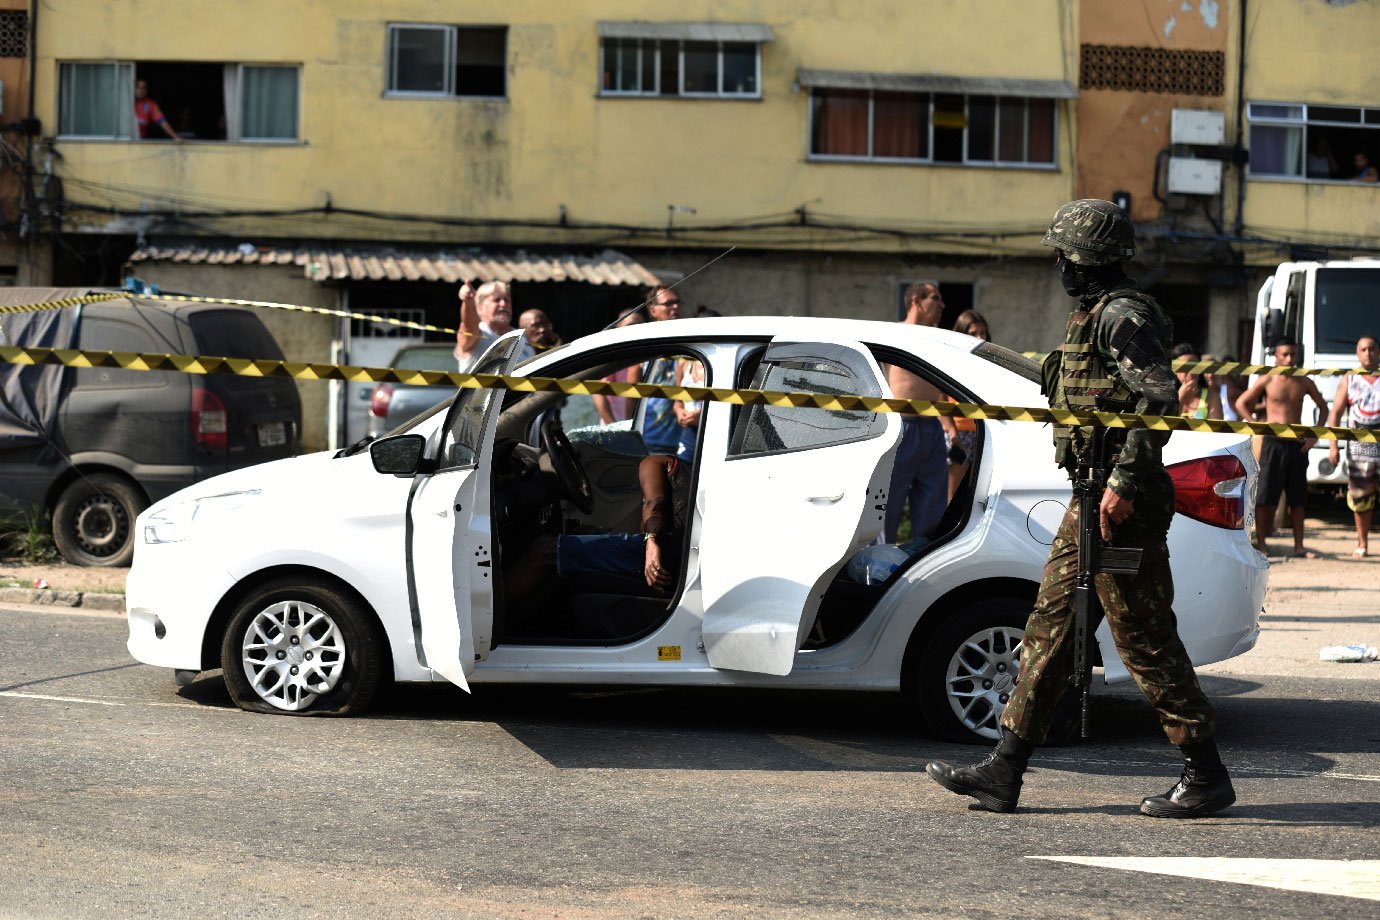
[{"x1": 1041, "y1": 199, "x2": 1136, "y2": 265}]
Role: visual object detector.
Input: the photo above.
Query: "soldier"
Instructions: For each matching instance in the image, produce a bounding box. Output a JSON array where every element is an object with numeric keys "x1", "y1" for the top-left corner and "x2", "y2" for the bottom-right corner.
[{"x1": 925, "y1": 199, "x2": 1236, "y2": 818}]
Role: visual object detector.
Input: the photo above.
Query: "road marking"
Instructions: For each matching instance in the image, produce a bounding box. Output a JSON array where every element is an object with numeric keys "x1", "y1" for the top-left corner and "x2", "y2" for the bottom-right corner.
[
  {"x1": 0, "y1": 690, "x2": 122, "y2": 706},
  {"x1": 1031, "y1": 857, "x2": 1380, "y2": 902}
]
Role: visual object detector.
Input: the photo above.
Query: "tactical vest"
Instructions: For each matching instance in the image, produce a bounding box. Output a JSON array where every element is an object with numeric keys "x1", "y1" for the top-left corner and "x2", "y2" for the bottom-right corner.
[{"x1": 1042, "y1": 287, "x2": 1170, "y2": 471}]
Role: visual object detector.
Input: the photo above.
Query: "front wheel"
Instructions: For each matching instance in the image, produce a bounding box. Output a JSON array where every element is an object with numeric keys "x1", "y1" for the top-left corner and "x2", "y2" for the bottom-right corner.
[
  {"x1": 220, "y1": 578, "x2": 385, "y2": 716},
  {"x1": 52, "y1": 473, "x2": 147, "y2": 567}
]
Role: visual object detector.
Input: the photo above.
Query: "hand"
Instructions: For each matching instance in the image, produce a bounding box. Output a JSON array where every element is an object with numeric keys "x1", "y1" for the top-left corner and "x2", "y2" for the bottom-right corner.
[
  {"x1": 644, "y1": 536, "x2": 672, "y2": 591},
  {"x1": 1099, "y1": 488, "x2": 1133, "y2": 541},
  {"x1": 458, "y1": 281, "x2": 476, "y2": 307},
  {"x1": 1330, "y1": 442, "x2": 1340, "y2": 466},
  {"x1": 677, "y1": 406, "x2": 701, "y2": 428}
]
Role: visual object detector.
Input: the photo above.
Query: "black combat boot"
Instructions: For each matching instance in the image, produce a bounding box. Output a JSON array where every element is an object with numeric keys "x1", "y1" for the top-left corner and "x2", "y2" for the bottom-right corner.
[
  {"x1": 926, "y1": 730, "x2": 1035, "y2": 813},
  {"x1": 1139, "y1": 738, "x2": 1236, "y2": 818}
]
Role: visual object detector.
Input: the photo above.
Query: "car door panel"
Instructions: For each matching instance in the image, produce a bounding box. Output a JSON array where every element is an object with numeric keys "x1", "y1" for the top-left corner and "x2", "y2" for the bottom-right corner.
[
  {"x1": 408, "y1": 332, "x2": 522, "y2": 690},
  {"x1": 698, "y1": 340, "x2": 901, "y2": 676}
]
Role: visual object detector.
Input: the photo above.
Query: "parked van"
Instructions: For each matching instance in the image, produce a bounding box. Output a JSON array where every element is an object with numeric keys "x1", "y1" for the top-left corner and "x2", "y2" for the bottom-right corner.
[
  {"x1": 0, "y1": 289, "x2": 301, "y2": 566},
  {"x1": 1249, "y1": 258, "x2": 1380, "y2": 485}
]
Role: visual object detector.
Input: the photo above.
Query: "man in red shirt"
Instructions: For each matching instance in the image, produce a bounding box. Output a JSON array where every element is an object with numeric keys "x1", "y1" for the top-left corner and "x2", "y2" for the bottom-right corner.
[{"x1": 135, "y1": 79, "x2": 182, "y2": 141}]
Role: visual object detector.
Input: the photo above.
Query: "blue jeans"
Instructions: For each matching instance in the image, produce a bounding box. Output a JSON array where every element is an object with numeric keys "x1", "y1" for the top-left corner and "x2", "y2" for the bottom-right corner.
[
  {"x1": 884, "y1": 417, "x2": 948, "y2": 542},
  {"x1": 556, "y1": 533, "x2": 647, "y2": 577}
]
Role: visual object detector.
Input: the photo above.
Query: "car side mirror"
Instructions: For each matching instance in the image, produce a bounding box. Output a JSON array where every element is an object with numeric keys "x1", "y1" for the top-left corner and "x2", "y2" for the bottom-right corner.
[{"x1": 370, "y1": 434, "x2": 426, "y2": 475}]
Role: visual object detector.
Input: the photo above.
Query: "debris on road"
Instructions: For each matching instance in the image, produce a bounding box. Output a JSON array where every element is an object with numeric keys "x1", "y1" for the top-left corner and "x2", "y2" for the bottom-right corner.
[{"x1": 1318, "y1": 644, "x2": 1378, "y2": 663}]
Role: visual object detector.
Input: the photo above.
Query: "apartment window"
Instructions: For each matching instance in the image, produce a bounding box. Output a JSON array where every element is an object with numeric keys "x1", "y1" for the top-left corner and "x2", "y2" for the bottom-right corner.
[
  {"x1": 599, "y1": 38, "x2": 761, "y2": 97},
  {"x1": 387, "y1": 24, "x2": 507, "y2": 97},
  {"x1": 811, "y1": 90, "x2": 1056, "y2": 166},
  {"x1": 58, "y1": 61, "x2": 299, "y2": 141},
  {"x1": 1248, "y1": 101, "x2": 1380, "y2": 182}
]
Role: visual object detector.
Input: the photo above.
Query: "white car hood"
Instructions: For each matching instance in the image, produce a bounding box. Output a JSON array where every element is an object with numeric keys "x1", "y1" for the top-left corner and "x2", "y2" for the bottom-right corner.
[{"x1": 143, "y1": 449, "x2": 343, "y2": 518}]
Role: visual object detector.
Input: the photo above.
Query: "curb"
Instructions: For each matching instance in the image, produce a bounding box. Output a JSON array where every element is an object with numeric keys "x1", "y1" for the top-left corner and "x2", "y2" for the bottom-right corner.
[{"x1": 0, "y1": 587, "x2": 125, "y2": 611}]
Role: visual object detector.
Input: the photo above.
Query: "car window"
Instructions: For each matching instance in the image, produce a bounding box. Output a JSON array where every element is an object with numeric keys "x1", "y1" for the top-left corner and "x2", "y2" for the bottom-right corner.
[
  {"x1": 187, "y1": 310, "x2": 287, "y2": 393},
  {"x1": 393, "y1": 345, "x2": 458, "y2": 371},
  {"x1": 972, "y1": 341, "x2": 1040, "y2": 384},
  {"x1": 438, "y1": 352, "x2": 508, "y2": 471},
  {"x1": 729, "y1": 355, "x2": 883, "y2": 458},
  {"x1": 73, "y1": 317, "x2": 167, "y2": 390}
]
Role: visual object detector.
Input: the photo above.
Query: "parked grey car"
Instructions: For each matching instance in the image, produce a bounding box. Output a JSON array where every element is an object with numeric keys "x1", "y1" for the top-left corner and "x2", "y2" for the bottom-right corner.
[
  {"x1": 0, "y1": 289, "x2": 301, "y2": 566},
  {"x1": 366, "y1": 344, "x2": 459, "y2": 437}
]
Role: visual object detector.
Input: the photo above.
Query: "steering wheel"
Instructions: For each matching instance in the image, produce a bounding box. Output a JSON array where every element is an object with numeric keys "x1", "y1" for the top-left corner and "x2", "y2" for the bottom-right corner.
[{"x1": 541, "y1": 416, "x2": 594, "y2": 514}]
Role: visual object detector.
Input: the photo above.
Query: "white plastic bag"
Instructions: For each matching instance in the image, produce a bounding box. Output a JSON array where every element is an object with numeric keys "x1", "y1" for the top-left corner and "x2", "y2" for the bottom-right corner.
[
  {"x1": 1318, "y1": 644, "x2": 1378, "y2": 662},
  {"x1": 847, "y1": 544, "x2": 910, "y2": 585}
]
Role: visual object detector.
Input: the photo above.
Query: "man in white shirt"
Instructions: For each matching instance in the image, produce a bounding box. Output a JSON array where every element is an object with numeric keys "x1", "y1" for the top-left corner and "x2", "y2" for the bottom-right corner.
[{"x1": 454, "y1": 280, "x2": 536, "y2": 371}]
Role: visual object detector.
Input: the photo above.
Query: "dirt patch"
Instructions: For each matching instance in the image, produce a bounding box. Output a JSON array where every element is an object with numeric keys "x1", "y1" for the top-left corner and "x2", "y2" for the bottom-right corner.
[{"x1": 0, "y1": 560, "x2": 128, "y2": 593}]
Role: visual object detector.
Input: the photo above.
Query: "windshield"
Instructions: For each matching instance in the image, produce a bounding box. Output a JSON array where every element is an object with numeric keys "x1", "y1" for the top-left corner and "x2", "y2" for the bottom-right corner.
[{"x1": 1314, "y1": 268, "x2": 1380, "y2": 350}]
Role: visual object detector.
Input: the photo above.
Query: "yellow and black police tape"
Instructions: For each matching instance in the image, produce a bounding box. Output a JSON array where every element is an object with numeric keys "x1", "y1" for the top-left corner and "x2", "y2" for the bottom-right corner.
[
  {"x1": 0, "y1": 290, "x2": 463, "y2": 337},
  {"x1": 0, "y1": 291, "x2": 1365, "y2": 377},
  {"x1": 1, "y1": 343, "x2": 1375, "y2": 444}
]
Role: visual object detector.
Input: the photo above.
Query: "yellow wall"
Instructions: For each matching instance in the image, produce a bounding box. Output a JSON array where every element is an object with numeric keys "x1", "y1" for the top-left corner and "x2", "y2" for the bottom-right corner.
[
  {"x1": 36, "y1": 0, "x2": 1076, "y2": 255},
  {"x1": 1076, "y1": 0, "x2": 1229, "y2": 225},
  {"x1": 1237, "y1": 0, "x2": 1380, "y2": 255}
]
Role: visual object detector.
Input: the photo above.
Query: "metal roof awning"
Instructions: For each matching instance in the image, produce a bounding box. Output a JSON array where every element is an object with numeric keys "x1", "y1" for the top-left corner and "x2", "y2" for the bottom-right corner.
[
  {"x1": 598, "y1": 21, "x2": 774, "y2": 43},
  {"x1": 128, "y1": 245, "x2": 663, "y2": 287},
  {"x1": 796, "y1": 68, "x2": 1078, "y2": 99}
]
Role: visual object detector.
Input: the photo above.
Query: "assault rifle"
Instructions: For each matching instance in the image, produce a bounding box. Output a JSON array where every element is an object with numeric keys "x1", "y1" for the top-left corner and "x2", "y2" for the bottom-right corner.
[{"x1": 1071, "y1": 428, "x2": 1143, "y2": 740}]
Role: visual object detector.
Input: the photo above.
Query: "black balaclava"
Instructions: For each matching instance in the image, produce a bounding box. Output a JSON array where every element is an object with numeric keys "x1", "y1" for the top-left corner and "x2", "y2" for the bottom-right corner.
[{"x1": 1057, "y1": 252, "x2": 1126, "y2": 304}]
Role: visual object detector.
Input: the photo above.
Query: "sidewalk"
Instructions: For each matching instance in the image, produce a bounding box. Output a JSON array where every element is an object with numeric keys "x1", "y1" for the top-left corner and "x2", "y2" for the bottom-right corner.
[{"x1": 0, "y1": 559, "x2": 127, "y2": 611}]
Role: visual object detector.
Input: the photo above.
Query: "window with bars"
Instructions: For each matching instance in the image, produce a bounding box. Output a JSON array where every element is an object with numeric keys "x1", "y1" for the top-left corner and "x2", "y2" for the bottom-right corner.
[
  {"x1": 600, "y1": 38, "x2": 760, "y2": 98},
  {"x1": 1247, "y1": 102, "x2": 1380, "y2": 182},
  {"x1": 809, "y1": 90, "x2": 1056, "y2": 166},
  {"x1": 387, "y1": 24, "x2": 506, "y2": 98}
]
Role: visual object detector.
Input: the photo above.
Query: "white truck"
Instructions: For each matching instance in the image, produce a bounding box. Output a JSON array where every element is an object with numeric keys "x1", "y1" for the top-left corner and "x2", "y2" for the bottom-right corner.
[{"x1": 1249, "y1": 257, "x2": 1380, "y2": 486}]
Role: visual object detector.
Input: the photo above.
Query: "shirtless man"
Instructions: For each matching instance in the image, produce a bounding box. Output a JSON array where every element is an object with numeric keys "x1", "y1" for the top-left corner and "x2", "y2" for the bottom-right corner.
[
  {"x1": 1327, "y1": 336, "x2": 1380, "y2": 557},
  {"x1": 1235, "y1": 338, "x2": 1329, "y2": 557},
  {"x1": 883, "y1": 282, "x2": 951, "y2": 541}
]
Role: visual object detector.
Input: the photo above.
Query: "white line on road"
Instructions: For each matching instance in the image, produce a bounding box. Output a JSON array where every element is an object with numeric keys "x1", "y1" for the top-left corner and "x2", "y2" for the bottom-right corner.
[
  {"x1": 1030, "y1": 857, "x2": 1380, "y2": 902},
  {"x1": 0, "y1": 690, "x2": 122, "y2": 706}
]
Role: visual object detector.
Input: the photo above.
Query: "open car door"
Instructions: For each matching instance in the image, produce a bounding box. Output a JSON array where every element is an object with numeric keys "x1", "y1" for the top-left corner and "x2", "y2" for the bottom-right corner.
[
  {"x1": 698, "y1": 339, "x2": 901, "y2": 676},
  {"x1": 408, "y1": 332, "x2": 524, "y2": 690}
]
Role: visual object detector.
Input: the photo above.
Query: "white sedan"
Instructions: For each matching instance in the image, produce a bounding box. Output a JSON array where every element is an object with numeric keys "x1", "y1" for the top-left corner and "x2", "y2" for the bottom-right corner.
[{"x1": 126, "y1": 317, "x2": 1267, "y2": 743}]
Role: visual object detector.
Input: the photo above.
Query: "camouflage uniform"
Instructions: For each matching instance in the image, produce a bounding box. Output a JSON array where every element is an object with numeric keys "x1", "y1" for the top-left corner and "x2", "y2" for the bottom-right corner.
[{"x1": 999, "y1": 277, "x2": 1217, "y2": 747}]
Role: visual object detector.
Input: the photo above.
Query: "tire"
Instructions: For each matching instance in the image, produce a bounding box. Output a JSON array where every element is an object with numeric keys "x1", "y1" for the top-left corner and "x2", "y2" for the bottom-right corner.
[
  {"x1": 914, "y1": 597, "x2": 1081, "y2": 745},
  {"x1": 220, "y1": 577, "x2": 385, "y2": 716},
  {"x1": 915, "y1": 597, "x2": 1032, "y2": 744},
  {"x1": 51, "y1": 473, "x2": 147, "y2": 567}
]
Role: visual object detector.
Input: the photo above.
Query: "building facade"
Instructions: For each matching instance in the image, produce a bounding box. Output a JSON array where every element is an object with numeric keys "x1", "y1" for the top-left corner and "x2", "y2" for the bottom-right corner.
[{"x1": 13, "y1": 1, "x2": 1380, "y2": 446}]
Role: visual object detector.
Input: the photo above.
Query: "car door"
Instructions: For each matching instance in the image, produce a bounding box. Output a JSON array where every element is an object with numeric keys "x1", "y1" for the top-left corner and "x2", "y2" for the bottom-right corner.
[
  {"x1": 698, "y1": 340, "x2": 902, "y2": 676},
  {"x1": 408, "y1": 332, "x2": 523, "y2": 691}
]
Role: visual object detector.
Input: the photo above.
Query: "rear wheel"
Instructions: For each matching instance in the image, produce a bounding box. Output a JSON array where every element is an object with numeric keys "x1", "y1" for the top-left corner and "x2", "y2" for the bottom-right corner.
[
  {"x1": 916, "y1": 598, "x2": 1029, "y2": 744},
  {"x1": 914, "y1": 597, "x2": 1080, "y2": 745},
  {"x1": 220, "y1": 578, "x2": 385, "y2": 716},
  {"x1": 52, "y1": 473, "x2": 147, "y2": 567}
]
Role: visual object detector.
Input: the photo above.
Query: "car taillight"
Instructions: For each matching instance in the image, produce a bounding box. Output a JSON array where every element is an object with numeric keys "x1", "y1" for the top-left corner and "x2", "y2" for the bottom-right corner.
[
  {"x1": 192, "y1": 387, "x2": 228, "y2": 451},
  {"x1": 370, "y1": 383, "x2": 394, "y2": 418},
  {"x1": 1168, "y1": 455, "x2": 1246, "y2": 529}
]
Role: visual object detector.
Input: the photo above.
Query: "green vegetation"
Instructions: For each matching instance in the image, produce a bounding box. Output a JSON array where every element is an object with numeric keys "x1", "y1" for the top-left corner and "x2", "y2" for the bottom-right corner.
[{"x1": 0, "y1": 508, "x2": 60, "y2": 563}]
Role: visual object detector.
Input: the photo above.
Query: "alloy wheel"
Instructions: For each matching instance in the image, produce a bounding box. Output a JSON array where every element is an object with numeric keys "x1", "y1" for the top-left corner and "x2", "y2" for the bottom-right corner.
[
  {"x1": 943, "y1": 625, "x2": 1024, "y2": 741},
  {"x1": 240, "y1": 600, "x2": 348, "y2": 711}
]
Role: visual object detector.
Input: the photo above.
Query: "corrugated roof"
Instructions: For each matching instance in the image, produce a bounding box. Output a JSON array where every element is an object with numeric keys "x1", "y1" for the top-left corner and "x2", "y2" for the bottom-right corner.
[
  {"x1": 128, "y1": 245, "x2": 663, "y2": 287},
  {"x1": 797, "y1": 68, "x2": 1078, "y2": 100}
]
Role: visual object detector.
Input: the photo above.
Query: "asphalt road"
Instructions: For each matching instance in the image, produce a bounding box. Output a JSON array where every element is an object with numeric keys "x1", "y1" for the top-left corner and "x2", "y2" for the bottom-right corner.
[{"x1": 1, "y1": 604, "x2": 1377, "y2": 920}]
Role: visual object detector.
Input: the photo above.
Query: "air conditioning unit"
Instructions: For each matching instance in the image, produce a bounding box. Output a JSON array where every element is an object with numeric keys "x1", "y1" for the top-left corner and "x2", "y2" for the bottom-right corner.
[
  {"x1": 1171, "y1": 109, "x2": 1225, "y2": 145},
  {"x1": 1167, "y1": 157, "x2": 1222, "y2": 195}
]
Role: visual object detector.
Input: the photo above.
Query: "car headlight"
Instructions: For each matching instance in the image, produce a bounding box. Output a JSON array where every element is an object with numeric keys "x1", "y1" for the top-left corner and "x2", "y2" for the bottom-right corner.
[{"x1": 142, "y1": 489, "x2": 262, "y2": 545}]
